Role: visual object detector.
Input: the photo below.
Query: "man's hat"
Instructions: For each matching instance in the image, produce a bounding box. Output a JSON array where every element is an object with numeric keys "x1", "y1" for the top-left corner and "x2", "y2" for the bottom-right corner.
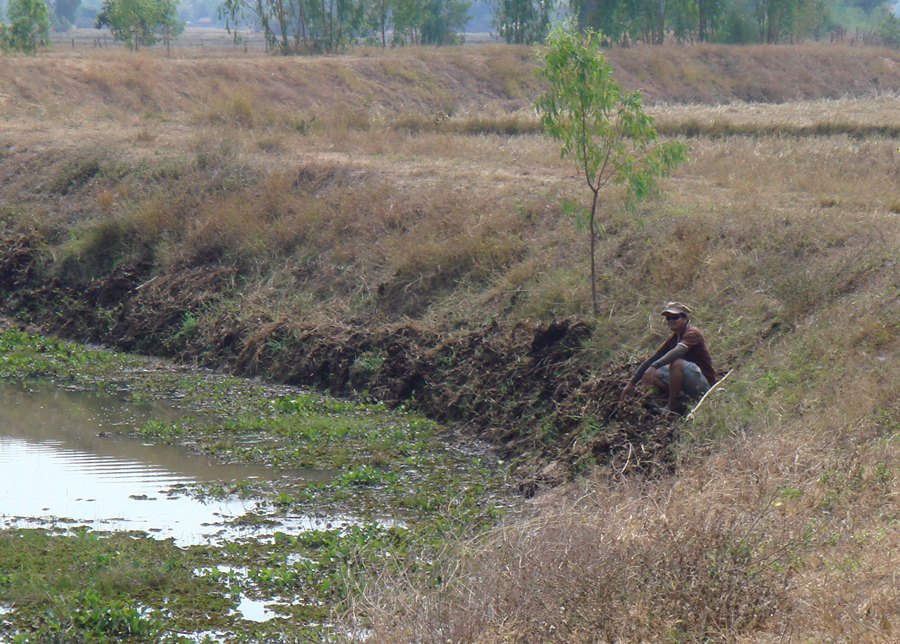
[{"x1": 660, "y1": 302, "x2": 692, "y2": 316}]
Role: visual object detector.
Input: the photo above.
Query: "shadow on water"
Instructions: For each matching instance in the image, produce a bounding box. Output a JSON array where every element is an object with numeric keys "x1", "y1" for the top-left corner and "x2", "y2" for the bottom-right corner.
[{"x1": 0, "y1": 381, "x2": 337, "y2": 546}]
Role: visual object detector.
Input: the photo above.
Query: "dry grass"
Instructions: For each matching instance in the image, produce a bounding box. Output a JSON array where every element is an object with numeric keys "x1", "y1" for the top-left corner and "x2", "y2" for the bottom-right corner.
[
  {"x1": 3, "y1": 82, "x2": 896, "y2": 330},
  {"x1": 348, "y1": 317, "x2": 898, "y2": 641},
  {"x1": 352, "y1": 478, "x2": 795, "y2": 642},
  {"x1": 1, "y1": 45, "x2": 899, "y2": 641},
  {"x1": 605, "y1": 43, "x2": 899, "y2": 104},
  {"x1": 653, "y1": 93, "x2": 900, "y2": 138}
]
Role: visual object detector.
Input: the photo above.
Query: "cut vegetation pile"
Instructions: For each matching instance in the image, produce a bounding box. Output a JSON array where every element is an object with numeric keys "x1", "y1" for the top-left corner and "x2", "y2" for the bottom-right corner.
[{"x1": 0, "y1": 43, "x2": 898, "y2": 641}]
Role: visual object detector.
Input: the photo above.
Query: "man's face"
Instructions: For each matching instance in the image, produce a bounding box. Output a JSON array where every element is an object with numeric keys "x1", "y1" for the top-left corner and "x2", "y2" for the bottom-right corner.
[{"x1": 664, "y1": 313, "x2": 687, "y2": 334}]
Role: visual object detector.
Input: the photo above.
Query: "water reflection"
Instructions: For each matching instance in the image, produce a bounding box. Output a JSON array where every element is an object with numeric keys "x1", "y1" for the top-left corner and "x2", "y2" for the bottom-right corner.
[
  {"x1": 0, "y1": 381, "x2": 333, "y2": 546},
  {"x1": 235, "y1": 596, "x2": 278, "y2": 622},
  {"x1": 0, "y1": 381, "x2": 277, "y2": 480}
]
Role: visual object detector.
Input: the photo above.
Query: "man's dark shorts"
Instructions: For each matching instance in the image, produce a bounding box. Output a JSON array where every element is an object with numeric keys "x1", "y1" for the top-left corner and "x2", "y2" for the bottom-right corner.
[{"x1": 658, "y1": 361, "x2": 710, "y2": 399}]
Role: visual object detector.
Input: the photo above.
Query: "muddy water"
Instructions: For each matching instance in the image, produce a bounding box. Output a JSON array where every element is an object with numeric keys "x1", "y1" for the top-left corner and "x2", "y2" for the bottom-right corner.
[{"x1": 0, "y1": 381, "x2": 333, "y2": 546}]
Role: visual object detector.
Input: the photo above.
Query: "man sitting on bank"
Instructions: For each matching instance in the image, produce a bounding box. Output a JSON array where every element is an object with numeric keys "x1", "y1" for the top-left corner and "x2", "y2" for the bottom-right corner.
[{"x1": 620, "y1": 302, "x2": 717, "y2": 414}]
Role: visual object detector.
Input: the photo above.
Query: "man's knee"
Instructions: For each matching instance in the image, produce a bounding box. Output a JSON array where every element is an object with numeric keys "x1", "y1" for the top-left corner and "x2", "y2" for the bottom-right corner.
[
  {"x1": 670, "y1": 359, "x2": 685, "y2": 374},
  {"x1": 641, "y1": 368, "x2": 665, "y2": 390}
]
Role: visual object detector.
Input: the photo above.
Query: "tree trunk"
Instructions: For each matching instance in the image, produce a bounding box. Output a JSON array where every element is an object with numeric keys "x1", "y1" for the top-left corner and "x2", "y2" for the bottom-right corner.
[
  {"x1": 698, "y1": 0, "x2": 708, "y2": 41},
  {"x1": 274, "y1": 0, "x2": 290, "y2": 54},
  {"x1": 589, "y1": 188, "x2": 600, "y2": 315}
]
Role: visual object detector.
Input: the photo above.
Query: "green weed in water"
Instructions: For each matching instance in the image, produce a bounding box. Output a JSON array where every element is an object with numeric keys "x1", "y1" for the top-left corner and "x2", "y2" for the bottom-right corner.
[
  {"x1": 0, "y1": 331, "x2": 125, "y2": 382},
  {"x1": 0, "y1": 332, "x2": 503, "y2": 642},
  {"x1": 0, "y1": 329, "x2": 513, "y2": 640},
  {"x1": 18, "y1": 589, "x2": 165, "y2": 643}
]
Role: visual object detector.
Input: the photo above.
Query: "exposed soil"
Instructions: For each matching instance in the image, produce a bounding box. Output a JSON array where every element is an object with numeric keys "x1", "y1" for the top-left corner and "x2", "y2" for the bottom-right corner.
[{"x1": 0, "y1": 234, "x2": 681, "y2": 487}]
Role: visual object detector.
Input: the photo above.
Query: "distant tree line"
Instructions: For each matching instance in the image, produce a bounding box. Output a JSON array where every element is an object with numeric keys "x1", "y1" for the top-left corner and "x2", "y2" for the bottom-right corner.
[
  {"x1": 0, "y1": 0, "x2": 895, "y2": 53},
  {"x1": 219, "y1": 0, "x2": 471, "y2": 53},
  {"x1": 216, "y1": 0, "x2": 896, "y2": 52},
  {"x1": 570, "y1": 0, "x2": 898, "y2": 46}
]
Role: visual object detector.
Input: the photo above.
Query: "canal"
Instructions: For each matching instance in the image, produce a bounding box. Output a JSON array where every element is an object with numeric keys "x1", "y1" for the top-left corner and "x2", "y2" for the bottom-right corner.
[{"x1": 0, "y1": 329, "x2": 508, "y2": 641}]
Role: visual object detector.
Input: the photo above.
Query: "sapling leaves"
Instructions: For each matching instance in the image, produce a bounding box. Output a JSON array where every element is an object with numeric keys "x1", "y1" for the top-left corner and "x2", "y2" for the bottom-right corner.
[{"x1": 536, "y1": 26, "x2": 688, "y2": 314}]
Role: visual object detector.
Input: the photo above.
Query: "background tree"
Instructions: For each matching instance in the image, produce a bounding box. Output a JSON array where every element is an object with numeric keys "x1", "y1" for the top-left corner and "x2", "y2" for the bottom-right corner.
[
  {"x1": 570, "y1": 0, "x2": 627, "y2": 43},
  {"x1": 158, "y1": 0, "x2": 182, "y2": 49},
  {"x1": 493, "y1": 0, "x2": 554, "y2": 44},
  {"x1": 793, "y1": 0, "x2": 829, "y2": 40},
  {"x1": 876, "y1": 8, "x2": 898, "y2": 46},
  {"x1": 220, "y1": 0, "x2": 294, "y2": 53},
  {"x1": 53, "y1": 0, "x2": 82, "y2": 30},
  {"x1": 390, "y1": 0, "x2": 469, "y2": 44},
  {"x1": 220, "y1": 0, "x2": 366, "y2": 53},
  {"x1": 392, "y1": 0, "x2": 427, "y2": 43},
  {"x1": 366, "y1": 0, "x2": 393, "y2": 45},
  {"x1": 420, "y1": 0, "x2": 470, "y2": 43},
  {"x1": 96, "y1": 0, "x2": 183, "y2": 50},
  {"x1": 0, "y1": 0, "x2": 50, "y2": 53},
  {"x1": 756, "y1": 0, "x2": 796, "y2": 42},
  {"x1": 567, "y1": 0, "x2": 842, "y2": 43},
  {"x1": 320, "y1": 0, "x2": 367, "y2": 51},
  {"x1": 536, "y1": 27, "x2": 687, "y2": 314},
  {"x1": 697, "y1": 0, "x2": 722, "y2": 39}
]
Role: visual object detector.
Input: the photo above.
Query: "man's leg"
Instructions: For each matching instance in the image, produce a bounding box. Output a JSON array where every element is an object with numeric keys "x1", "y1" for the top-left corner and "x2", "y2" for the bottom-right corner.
[
  {"x1": 667, "y1": 359, "x2": 685, "y2": 412},
  {"x1": 640, "y1": 367, "x2": 668, "y2": 395}
]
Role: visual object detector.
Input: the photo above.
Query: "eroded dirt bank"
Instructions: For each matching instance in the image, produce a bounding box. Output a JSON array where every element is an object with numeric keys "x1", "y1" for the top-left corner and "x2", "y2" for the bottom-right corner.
[{"x1": 0, "y1": 246, "x2": 672, "y2": 486}]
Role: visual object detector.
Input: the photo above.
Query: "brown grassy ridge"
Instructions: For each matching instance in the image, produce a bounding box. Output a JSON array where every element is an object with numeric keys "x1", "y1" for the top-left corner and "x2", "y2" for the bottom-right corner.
[
  {"x1": 2, "y1": 43, "x2": 898, "y2": 121},
  {"x1": 0, "y1": 44, "x2": 898, "y2": 640}
]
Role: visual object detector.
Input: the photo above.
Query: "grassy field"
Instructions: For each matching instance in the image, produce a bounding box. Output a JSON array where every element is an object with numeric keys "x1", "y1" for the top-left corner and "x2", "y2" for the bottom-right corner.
[{"x1": 0, "y1": 43, "x2": 898, "y2": 641}]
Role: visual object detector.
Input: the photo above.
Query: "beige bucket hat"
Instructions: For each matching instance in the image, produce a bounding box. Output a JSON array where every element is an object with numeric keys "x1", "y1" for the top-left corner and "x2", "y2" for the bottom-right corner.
[{"x1": 660, "y1": 301, "x2": 692, "y2": 316}]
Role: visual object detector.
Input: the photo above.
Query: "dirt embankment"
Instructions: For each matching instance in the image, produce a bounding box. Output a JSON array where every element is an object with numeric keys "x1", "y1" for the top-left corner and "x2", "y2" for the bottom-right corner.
[
  {"x1": 605, "y1": 44, "x2": 899, "y2": 103},
  {"x1": 1, "y1": 44, "x2": 897, "y2": 122}
]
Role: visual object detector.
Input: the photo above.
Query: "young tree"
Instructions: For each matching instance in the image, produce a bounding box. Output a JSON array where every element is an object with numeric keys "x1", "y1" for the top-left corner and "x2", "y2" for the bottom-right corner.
[
  {"x1": 96, "y1": 0, "x2": 183, "y2": 50},
  {"x1": 536, "y1": 27, "x2": 687, "y2": 315},
  {"x1": 0, "y1": 0, "x2": 51, "y2": 53}
]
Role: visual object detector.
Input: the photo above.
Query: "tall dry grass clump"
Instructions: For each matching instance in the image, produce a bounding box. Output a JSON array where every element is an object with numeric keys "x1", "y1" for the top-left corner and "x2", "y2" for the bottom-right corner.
[
  {"x1": 352, "y1": 475, "x2": 793, "y2": 642},
  {"x1": 347, "y1": 347, "x2": 898, "y2": 642}
]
